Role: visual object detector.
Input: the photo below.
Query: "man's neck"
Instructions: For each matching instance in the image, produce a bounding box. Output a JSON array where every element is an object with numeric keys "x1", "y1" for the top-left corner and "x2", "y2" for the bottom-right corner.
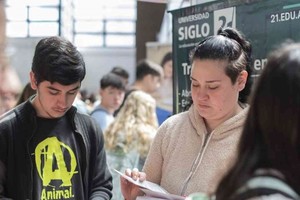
[
  {"x1": 100, "y1": 103, "x2": 114, "y2": 115},
  {"x1": 131, "y1": 81, "x2": 146, "y2": 92}
]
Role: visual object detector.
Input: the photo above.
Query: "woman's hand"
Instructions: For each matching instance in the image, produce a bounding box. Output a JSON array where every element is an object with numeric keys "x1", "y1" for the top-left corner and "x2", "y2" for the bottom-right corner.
[{"x1": 120, "y1": 168, "x2": 147, "y2": 200}]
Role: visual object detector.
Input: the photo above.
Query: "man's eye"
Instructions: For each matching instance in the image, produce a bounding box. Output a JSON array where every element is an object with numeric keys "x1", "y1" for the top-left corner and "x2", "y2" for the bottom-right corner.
[
  {"x1": 192, "y1": 84, "x2": 199, "y2": 88},
  {"x1": 49, "y1": 91, "x2": 58, "y2": 95}
]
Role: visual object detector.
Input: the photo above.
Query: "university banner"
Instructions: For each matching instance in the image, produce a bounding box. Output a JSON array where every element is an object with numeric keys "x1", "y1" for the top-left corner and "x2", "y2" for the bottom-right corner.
[{"x1": 170, "y1": 0, "x2": 300, "y2": 113}]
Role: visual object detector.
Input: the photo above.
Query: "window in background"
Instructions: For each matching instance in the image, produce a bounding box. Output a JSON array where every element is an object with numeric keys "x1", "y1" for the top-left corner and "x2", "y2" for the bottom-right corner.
[
  {"x1": 73, "y1": 0, "x2": 136, "y2": 47},
  {"x1": 6, "y1": 0, "x2": 60, "y2": 37},
  {"x1": 5, "y1": 0, "x2": 136, "y2": 48}
]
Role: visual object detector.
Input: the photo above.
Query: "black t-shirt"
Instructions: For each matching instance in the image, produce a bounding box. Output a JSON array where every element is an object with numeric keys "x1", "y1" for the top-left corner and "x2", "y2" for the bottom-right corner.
[{"x1": 29, "y1": 116, "x2": 84, "y2": 200}]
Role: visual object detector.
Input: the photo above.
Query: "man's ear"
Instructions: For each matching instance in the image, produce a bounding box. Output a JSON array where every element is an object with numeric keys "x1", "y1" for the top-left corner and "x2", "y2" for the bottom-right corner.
[
  {"x1": 237, "y1": 70, "x2": 248, "y2": 91},
  {"x1": 30, "y1": 71, "x2": 38, "y2": 90},
  {"x1": 141, "y1": 74, "x2": 152, "y2": 84}
]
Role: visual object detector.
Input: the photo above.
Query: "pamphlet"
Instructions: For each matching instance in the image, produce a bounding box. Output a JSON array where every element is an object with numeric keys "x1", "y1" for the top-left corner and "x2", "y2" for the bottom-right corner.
[
  {"x1": 114, "y1": 169, "x2": 185, "y2": 200},
  {"x1": 140, "y1": 188, "x2": 185, "y2": 200}
]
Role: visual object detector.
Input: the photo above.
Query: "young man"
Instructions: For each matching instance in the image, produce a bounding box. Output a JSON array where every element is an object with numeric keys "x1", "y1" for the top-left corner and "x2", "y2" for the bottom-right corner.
[
  {"x1": 114, "y1": 59, "x2": 163, "y2": 116},
  {"x1": 0, "y1": 36, "x2": 112, "y2": 199},
  {"x1": 110, "y1": 66, "x2": 130, "y2": 88},
  {"x1": 91, "y1": 73, "x2": 125, "y2": 132},
  {"x1": 129, "y1": 59, "x2": 163, "y2": 94}
]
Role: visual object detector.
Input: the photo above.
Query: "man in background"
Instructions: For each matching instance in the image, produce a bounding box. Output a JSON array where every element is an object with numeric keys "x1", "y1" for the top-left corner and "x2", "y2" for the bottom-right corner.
[
  {"x1": 91, "y1": 72, "x2": 125, "y2": 132},
  {"x1": 115, "y1": 59, "x2": 163, "y2": 116},
  {"x1": 111, "y1": 66, "x2": 130, "y2": 88}
]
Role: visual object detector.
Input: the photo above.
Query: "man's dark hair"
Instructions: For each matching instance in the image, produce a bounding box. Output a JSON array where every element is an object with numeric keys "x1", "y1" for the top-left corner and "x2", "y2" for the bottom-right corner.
[
  {"x1": 100, "y1": 73, "x2": 126, "y2": 91},
  {"x1": 111, "y1": 66, "x2": 129, "y2": 80},
  {"x1": 31, "y1": 36, "x2": 86, "y2": 85},
  {"x1": 136, "y1": 59, "x2": 163, "y2": 81},
  {"x1": 161, "y1": 52, "x2": 172, "y2": 67}
]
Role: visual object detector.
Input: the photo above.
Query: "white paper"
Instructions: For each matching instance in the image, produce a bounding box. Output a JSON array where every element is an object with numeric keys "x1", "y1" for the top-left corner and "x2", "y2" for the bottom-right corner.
[
  {"x1": 137, "y1": 196, "x2": 166, "y2": 200},
  {"x1": 140, "y1": 188, "x2": 185, "y2": 200},
  {"x1": 114, "y1": 169, "x2": 185, "y2": 200},
  {"x1": 113, "y1": 169, "x2": 168, "y2": 194}
]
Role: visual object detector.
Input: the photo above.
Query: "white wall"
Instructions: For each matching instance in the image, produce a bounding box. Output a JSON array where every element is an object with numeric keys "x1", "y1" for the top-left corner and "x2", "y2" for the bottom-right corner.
[
  {"x1": 80, "y1": 47, "x2": 136, "y2": 95},
  {"x1": 6, "y1": 38, "x2": 136, "y2": 96}
]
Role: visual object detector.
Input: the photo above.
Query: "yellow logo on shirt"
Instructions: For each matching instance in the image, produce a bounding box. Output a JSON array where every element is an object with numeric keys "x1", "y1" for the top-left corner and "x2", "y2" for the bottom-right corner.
[{"x1": 35, "y1": 137, "x2": 77, "y2": 199}]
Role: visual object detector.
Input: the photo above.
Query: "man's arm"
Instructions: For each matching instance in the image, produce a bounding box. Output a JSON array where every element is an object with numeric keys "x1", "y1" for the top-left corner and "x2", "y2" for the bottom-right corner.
[
  {"x1": 0, "y1": 161, "x2": 5, "y2": 198},
  {"x1": 88, "y1": 120, "x2": 113, "y2": 200},
  {"x1": 0, "y1": 123, "x2": 12, "y2": 200}
]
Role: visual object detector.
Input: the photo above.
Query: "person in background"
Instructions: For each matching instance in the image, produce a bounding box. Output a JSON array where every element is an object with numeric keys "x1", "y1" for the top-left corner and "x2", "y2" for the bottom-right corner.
[
  {"x1": 111, "y1": 66, "x2": 130, "y2": 88},
  {"x1": 0, "y1": 36, "x2": 112, "y2": 199},
  {"x1": 85, "y1": 92, "x2": 97, "y2": 112},
  {"x1": 120, "y1": 27, "x2": 252, "y2": 199},
  {"x1": 115, "y1": 59, "x2": 163, "y2": 116},
  {"x1": 104, "y1": 90, "x2": 158, "y2": 200},
  {"x1": 214, "y1": 43, "x2": 300, "y2": 200},
  {"x1": 72, "y1": 92, "x2": 89, "y2": 114},
  {"x1": 79, "y1": 88, "x2": 89, "y2": 102},
  {"x1": 110, "y1": 66, "x2": 130, "y2": 116},
  {"x1": 91, "y1": 72, "x2": 125, "y2": 132},
  {"x1": 15, "y1": 82, "x2": 36, "y2": 106},
  {"x1": 79, "y1": 89, "x2": 93, "y2": 110},
  {"x1": 0, "y1": 67, "x2": 22, "y2": 114},
  {"x1": 152, "y1": 51, "x2": 173, "y2": 125},
  {"x1": 93, "y1": 66, "x2": 129, "y2": 111}
]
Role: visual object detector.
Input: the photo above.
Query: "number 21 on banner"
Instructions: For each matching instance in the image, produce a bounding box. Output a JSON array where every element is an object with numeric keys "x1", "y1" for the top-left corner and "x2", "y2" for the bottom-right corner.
[{"x1": 214, "y1": 7, "x2": 236, "y2": 35}]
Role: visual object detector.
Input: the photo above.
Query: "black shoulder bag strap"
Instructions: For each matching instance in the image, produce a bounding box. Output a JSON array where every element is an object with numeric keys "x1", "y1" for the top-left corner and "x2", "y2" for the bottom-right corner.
[{"x1": 233, "y1": 175, "x2": 300, "y2": 200}]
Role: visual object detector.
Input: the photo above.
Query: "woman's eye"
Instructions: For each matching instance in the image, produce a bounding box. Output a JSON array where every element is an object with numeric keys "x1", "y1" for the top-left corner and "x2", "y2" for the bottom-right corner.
[{"x1": 208, "y1": 85, "x2": 218, "y2": 90}]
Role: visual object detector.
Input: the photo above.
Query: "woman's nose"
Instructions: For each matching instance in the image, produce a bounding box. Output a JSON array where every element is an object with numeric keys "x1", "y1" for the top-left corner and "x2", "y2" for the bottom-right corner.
[{"x1": 196, "y1": 88, "x2": 208, "y2": 100}]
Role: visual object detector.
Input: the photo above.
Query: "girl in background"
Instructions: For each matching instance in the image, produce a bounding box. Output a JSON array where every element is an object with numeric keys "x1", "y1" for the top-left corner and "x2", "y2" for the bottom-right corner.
[{"x1": 104, "y1": 90, "x2": 158, "y2": 200}]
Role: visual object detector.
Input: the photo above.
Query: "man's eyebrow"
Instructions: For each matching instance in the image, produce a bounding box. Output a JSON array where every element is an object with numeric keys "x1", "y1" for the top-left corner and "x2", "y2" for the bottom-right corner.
[
  {"x1": 47, "y1": 85, "x2": 80, "y2": 92},
  {"x1": 69, "y1": 86, "x2": 80, "y2": 92},
  {"x1": 47, "y1": 86, "x2": 59, "y2": 91}
]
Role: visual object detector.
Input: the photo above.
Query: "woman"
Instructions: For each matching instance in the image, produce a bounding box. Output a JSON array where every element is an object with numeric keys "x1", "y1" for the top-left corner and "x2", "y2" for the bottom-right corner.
[
  {"x1": 104, "y1": 90, "x2": 159, "y2": 200},
  {"x1": 215, "y1": 43, "x2": 300, "y2": 200},
  {"x1": 121, "y1": 27, "x2": 252, "y2": 199}
]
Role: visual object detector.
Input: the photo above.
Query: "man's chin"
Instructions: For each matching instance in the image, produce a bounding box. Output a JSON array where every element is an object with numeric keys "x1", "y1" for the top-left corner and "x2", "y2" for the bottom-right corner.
[{"x1": 49, "y1": 111, "x2": 66, "y2": 118}]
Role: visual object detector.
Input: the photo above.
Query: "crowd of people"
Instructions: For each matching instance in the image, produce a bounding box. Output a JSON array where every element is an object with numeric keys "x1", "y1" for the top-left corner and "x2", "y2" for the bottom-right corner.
[{"x1": 1, "y1": 26, "x2": 300, "y2": 200}]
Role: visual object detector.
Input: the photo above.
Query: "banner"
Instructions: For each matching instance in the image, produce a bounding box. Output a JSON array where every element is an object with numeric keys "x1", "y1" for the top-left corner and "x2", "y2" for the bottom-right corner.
[{"x1": 170, "y1": 0, "x2": 300, "y2": 113}]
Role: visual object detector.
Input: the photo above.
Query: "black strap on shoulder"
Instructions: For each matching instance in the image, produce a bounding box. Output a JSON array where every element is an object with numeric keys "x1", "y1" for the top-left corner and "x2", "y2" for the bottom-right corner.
[
  {"x1": 233, "y1": 175, "x2": 299, "y2": 200},
  {"x1": 234, "y1": 188, "x2": 296, "y2": 200}
]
